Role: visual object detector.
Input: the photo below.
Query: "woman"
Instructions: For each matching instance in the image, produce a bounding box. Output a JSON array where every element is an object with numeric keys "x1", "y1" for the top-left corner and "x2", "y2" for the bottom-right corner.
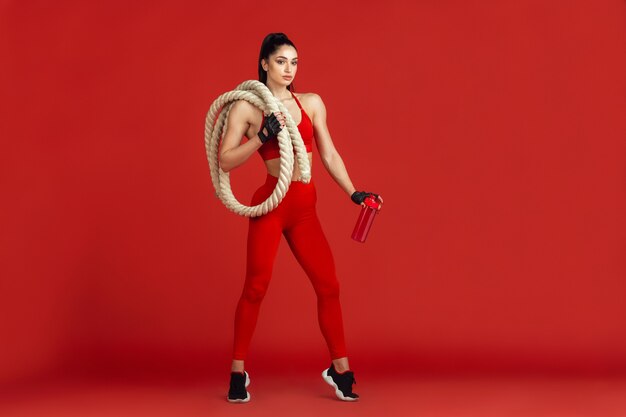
[{"x1": 219, "y1": 33, "x2": 383, "y2": 403}]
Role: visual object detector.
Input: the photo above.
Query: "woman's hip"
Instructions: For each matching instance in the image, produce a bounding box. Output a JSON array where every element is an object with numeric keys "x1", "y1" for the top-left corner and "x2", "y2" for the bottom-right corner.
[{"x1": 250, "y1": 173, "x2": 316, "y2": 207}]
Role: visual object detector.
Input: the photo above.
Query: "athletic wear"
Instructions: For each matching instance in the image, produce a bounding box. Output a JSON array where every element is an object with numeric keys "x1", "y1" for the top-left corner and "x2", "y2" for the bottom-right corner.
[
  {"x1": 257, "y1": 91, "x2": 314, "y2": 160},
  {"x1": 322, "y1": 363, "x2": 359, "y2": 401},
  {"x1": 227, "y1": 371, "x2": 251, "y2": 403},
  {"x1": 233, "y1": 173, "x2": 348, "y2": 361}
]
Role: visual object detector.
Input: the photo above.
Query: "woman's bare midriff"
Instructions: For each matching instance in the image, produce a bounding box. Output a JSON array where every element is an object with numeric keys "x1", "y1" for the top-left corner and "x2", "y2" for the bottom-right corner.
[{"x1": 264, "y1": 152, "x2": 313, "y2": 181}]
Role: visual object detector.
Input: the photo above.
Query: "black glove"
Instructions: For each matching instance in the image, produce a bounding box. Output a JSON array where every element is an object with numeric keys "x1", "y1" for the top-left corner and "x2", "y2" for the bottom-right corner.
[
  {"x1": 258, "y1": 112, "x2": 283, "y2": 143},
  {"x1": 351, "y1": 191, "x2": 379, "y2": 205}
]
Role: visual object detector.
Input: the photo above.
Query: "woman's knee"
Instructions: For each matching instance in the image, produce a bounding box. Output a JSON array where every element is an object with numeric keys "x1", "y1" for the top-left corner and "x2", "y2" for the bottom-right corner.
[
  {"x1": 242, "y1": 279, "x2": 270, "y2": 303},
  {"x1": 315, "y1": 278, "x2": 340, "y2": 299}
]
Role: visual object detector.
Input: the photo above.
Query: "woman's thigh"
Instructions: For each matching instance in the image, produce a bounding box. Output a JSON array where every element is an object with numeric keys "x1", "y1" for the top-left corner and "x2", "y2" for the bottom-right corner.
[
  {"x1": 283, "y1": 209, "x2": 338, "y2": 296},
  {"x1": 245, "y1": 183, "x2": 285, "y2": 278}
]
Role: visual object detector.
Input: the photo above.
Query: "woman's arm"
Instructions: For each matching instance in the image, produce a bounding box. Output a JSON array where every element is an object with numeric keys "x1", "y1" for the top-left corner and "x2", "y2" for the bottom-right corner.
[
  {"x1": 310, "y1": 93, "x2": 384, "y2": 208},
  {"x1": 309, "y1": 93, "x2": 358, "y2": 198},
  {"x1": 219, "y1": 101, "x2": 264, "y2": 172}
]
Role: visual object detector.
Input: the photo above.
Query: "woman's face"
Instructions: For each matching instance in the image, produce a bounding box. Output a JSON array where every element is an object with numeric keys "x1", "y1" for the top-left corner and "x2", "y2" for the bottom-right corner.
[{"x1": 263, "y1": 45, "x2": 298, "y2": 87}]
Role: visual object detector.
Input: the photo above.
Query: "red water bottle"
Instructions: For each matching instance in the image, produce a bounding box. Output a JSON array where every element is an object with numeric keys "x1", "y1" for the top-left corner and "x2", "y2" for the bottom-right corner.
[{"x1": 351, "y1": 195, "x2": 381, "y2": 242}]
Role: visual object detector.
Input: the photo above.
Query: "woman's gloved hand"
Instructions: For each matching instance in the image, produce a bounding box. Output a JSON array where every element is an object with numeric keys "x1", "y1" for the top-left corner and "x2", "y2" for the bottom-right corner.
[
  {"x1": 257, "y1": 112, "x2": 285, "y2": 143},
  {"x1": 351, "y1": 191, "x2": 383, "y2": 210}
]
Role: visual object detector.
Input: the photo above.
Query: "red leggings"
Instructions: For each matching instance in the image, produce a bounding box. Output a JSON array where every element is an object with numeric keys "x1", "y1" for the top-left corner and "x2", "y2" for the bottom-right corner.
[{"x1": 233, "y1": 173, "x2": 348, "y2": 361}]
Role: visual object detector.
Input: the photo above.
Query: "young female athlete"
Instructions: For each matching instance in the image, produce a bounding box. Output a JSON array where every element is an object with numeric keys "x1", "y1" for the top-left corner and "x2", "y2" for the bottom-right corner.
[{"x1": 219, "y1": 32, "x2": 383, "y2": 403}]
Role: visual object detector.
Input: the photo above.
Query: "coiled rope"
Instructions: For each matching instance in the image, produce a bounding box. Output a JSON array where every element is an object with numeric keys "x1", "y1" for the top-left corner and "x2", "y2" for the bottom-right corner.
[{"x1": 204, "y1": 80, "x2": 311, "y2": 217}]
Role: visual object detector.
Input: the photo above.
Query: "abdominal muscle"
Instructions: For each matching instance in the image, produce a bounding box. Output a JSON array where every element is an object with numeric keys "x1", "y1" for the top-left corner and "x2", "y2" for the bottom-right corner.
[
  {"x1": 263, "y1": 152, "x2": 313, "y2": 182},
  {"x1": 246, "y1": 115, "x2": 313, "y2": 182}
]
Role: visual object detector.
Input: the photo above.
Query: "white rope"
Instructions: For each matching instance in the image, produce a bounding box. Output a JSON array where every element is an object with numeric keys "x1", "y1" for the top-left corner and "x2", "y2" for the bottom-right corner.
[{"x1": 204, "y1": 80, "x2": 311, "y2": 217}]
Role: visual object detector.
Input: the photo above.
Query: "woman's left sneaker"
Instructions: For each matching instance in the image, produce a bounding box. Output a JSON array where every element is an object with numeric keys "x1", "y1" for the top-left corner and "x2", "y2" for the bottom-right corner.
[
  {"x1": 227, "y1": 370, "x2": 251, "y2": 403},
  {"x1": 321, "y1": 363, "x2": 359, "y2": 401}
]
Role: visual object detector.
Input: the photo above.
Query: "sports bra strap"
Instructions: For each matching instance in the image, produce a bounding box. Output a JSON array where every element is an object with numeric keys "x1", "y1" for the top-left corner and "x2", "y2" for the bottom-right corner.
[{"x1": 290, "y1": 90, "x2": 304, "y2": 110}]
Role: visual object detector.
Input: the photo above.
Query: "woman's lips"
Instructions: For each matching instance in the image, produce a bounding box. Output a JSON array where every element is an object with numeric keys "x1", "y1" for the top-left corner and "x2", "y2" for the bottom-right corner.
[{"x1": 282, "y1": 76, "x2": 293, "y2": 80}]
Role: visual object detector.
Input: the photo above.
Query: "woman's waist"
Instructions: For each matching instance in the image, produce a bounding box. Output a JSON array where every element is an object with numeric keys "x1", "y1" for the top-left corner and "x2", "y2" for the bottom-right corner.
[
  {"x1": 262, "y1": 172, "x2": 314, "y2": 186},
  {"x1": 262, "y1": 152, "x2": 312, "y2": 168},
  {"x1": 262, "y1": 155, "x2": 313, "y2": 183},
  {"x1": 250, "y1": 173, "x2": 316, "y2": 206}
]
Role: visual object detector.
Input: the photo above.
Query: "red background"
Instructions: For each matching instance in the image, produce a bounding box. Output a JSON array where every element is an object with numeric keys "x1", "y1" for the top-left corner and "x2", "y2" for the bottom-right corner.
[{"x1": 1, "y1": 0, "x2": 625, "y2": 387}]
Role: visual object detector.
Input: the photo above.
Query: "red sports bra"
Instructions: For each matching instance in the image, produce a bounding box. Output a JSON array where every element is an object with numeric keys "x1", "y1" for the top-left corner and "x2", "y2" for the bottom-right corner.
[{"x1": 257, "y1": 90, "x2": 314, "y2": 161}]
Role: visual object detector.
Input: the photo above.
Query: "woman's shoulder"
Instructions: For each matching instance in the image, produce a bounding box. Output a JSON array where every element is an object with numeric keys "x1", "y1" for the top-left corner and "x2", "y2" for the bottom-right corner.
[
  {"x1": 294, "y1": 91, "x2": 322, "y2": 101},
  {"x1": 229, "y1": 98, "x2": 263, "y2": 124},
  {"x1": 293, "y1": 91, "x2": 324, "y2": 111},
  {"x1": 230, "y1": 98, "x2": 258, "y2": 114}
]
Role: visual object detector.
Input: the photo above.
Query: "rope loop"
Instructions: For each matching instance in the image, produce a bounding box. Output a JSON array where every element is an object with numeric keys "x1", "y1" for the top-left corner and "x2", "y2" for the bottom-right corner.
[{"x1": 204, "y1": 80, "x2": 311, "y2": 217}]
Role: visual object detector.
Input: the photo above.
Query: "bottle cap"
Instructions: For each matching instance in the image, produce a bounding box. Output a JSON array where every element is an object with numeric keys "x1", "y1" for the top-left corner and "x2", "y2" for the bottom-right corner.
[{"x1": 364, "y1": 195, "x2": 381, "y2": 210}]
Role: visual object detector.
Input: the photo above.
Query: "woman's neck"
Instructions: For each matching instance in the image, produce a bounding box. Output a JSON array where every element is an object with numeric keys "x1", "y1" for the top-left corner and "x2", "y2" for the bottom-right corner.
[{"x1": 266, "y1": 81, "x2": 291, "y2": 101}]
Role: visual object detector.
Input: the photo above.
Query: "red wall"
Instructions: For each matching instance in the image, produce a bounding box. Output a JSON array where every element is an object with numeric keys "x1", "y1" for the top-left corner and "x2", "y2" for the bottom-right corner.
[{"x1": 2, "y1": 0, "x2": 625, "y2": 384}]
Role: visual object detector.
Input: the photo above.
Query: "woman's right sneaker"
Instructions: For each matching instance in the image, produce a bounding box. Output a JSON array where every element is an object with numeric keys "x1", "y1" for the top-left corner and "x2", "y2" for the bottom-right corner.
[
  {"x1": 321, "y1": 363, "x2": 359, "y2": 401},
  {"x1": 227, "y1": 370, "x2": 251, "y2": 403}
]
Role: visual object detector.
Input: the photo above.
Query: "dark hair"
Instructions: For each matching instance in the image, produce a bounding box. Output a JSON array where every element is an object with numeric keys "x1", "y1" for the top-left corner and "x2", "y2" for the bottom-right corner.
[{"x1": 258, "y1": 33, "x2": 298, "y2": 92}]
